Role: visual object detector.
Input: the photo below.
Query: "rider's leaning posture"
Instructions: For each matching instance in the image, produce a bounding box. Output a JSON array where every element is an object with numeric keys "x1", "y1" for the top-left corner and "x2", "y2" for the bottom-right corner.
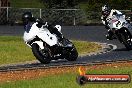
[
  {"x1": 22, "y1": 12, "x2": 63, "y2": 42},
  {"x1": 22, "y1": 12, "x2": 78, "y2": 64},
  {"x1": 101, "y1": 5, "x2": 126, "y2": 40}
]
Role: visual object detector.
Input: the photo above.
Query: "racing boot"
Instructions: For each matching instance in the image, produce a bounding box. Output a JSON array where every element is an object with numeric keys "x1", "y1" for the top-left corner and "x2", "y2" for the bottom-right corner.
[
  {"x1": 106, "y1": 34, "x2": 113, "y2": 40},
  {"x1": 106, "y1": 30, "x2": 116, "y2": 40}
]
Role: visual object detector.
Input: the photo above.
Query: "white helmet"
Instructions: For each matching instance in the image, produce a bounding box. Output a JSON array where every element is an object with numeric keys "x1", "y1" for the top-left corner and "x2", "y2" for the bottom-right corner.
[{"x1": 102, "y1": 5, "x2": 111, "y2": 17}]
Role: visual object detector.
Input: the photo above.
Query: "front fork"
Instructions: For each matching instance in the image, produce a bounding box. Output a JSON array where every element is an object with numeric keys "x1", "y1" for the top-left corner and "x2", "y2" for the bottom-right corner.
[{"x1": 115, "y1": 28, "x2": 132, "y2": 43}]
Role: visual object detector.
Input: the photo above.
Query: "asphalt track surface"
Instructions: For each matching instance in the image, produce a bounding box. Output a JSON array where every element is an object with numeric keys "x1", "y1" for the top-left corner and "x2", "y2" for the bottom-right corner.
[{"x1": 0, "y1": 25, "x2": 132, "y2": 71}]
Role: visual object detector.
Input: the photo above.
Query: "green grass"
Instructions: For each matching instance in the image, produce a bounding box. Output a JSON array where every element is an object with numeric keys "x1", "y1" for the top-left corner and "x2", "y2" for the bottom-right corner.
[
  {"x1": 0, "y1": 66, "x2": 132, "y2": 88},
  {"x1": 0, "y1": 36, "x2": 35, "y2": 65},
  {"x1": 0, "y1": 36, "x2": 131, "y2": 88},
  {"x1": 0, "y1": 36, "x2": 101, "y2": 65},
  {"x1": 73, "y1": 41, "x2": 101, "y2": 55}
]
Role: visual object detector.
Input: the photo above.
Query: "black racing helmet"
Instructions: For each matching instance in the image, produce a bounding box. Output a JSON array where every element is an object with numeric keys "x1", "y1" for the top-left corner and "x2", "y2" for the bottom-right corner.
[{"x1": 22, "y1": 12, "x2": 33, "y2": 24}]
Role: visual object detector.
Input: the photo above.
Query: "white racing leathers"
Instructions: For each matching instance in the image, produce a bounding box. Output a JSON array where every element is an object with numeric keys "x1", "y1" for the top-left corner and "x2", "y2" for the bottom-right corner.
[
  {"x1": 101, "y1": 9, "x2": 132, "y2": 50},
  {"x1": 23, "y1": 22, "x2": 59, "y2": 47},
  {"x1": 23, "y1": 22, "x2": 78, "y2": 64},
  {"x1": 101, "y1": 9, "x2": 124, "y2": 25}
]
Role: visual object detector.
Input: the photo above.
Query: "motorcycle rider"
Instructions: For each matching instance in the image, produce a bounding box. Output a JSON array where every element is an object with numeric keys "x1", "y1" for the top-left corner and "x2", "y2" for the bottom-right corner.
[
  {"x1": 101, "y1": 5, "x2": 125, "y2": 40},
  {"x1": 22, "y1": 12, "x2": 63, "y2": 41}
]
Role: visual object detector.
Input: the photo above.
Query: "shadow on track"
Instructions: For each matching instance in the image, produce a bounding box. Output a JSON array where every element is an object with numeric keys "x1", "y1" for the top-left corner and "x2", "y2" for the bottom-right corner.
[{"x1": 114, "y1": 48, "x2": 131, "y2": 51}]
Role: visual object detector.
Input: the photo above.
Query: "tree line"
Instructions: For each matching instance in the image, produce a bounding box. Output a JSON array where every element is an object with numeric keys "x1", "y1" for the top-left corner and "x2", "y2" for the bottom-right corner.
[{"x1": 40, "y1": 0, "x2": 131, "y2": 10}]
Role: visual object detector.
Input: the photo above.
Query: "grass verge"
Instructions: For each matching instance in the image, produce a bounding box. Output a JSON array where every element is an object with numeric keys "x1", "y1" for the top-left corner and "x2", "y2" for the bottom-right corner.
[
  {"x1": 0, "y1": 36, "x2": 101, "y2": 65},
  {"x1": 0, "y1": 62, "x2": 132, "y2": 88}
]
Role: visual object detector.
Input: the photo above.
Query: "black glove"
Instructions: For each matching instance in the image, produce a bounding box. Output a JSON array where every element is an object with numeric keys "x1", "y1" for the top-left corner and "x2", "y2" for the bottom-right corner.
[
  {"x1": 113, "y1": 12, "x2": 117, "y2": 15},
  {"x1": 36, "y1": 18, "x2": 45, "y2": 28}
]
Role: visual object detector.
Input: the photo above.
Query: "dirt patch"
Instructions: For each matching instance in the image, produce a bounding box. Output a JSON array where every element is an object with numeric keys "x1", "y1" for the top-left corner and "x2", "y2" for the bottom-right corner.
[{"x1": 0, "y1": 62, "x2": 132, "y2": 83}]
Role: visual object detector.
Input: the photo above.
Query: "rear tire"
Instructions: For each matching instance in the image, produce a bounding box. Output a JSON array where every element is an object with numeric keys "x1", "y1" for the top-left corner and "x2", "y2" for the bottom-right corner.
[{"x1": 32, "y1": 43, "x2": 51, "y2": 64}]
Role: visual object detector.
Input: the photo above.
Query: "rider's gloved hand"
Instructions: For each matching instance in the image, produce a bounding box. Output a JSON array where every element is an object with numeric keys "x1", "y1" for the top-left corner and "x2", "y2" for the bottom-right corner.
[
  {"x1": 36, "y1": 18, "x2": 46, "y2": 28},
  {"x1": 113, "y1": 11, "x2": 117, "y2": 15}
]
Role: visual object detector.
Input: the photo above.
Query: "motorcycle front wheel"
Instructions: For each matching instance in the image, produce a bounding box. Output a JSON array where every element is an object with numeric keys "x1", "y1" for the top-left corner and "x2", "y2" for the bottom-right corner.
[
  {"x1": 32, "y1": 43, "x2": 51, "y2": 64},
  {"x1": 117, "y1": 32, "x2": 132, "y2": 50},
  {"x1": 65, "y1": 46, "x2": 78, "y2": 61}
]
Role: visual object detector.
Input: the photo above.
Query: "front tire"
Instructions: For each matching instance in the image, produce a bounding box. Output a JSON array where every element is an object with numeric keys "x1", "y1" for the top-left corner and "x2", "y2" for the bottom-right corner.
[
  {"x1": 117, "y1": 30, "x2": 132, "y2": 50},
  {"x1": 32, "y1": 43, "x2": 51, "y2": 64},
  {"x1": 65, "y1": 46, "x2": 78, "y2": 61}
]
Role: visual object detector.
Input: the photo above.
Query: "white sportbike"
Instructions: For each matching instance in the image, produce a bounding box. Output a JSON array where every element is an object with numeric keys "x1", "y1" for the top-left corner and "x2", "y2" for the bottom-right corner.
[
  {"x1": 107, "y1": 14, "x2": 132, "y2": 50},
  {"x1": 23, "y1": 22, "x2": 78, "y2": 64}
]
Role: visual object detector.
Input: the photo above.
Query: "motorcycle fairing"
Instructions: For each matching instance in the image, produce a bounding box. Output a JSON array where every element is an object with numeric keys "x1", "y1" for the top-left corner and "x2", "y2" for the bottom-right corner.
[
  {"x1": 23, "y1": 22, "x2": 58, "y2": 47},
  {"x1": 108, "y1": 15, "x2": 132, "y2": 30}
]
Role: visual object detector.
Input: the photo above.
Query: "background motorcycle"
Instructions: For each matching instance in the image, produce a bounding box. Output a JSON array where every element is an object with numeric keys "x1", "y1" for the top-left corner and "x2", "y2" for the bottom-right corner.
[
  {"x1": 107, "y1": 14, "x2": 132, "y2": 50},
  {"x1": 23, "y1": 22, "x2": 78, "y2": 64}
]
